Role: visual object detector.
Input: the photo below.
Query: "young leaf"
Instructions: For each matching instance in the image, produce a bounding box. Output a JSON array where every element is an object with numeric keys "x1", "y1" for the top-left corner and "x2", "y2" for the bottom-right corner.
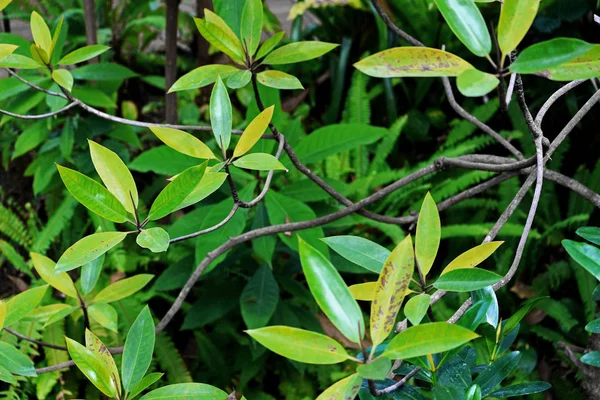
[
  {"x1": 122, "y1": 306, "x2": 156, "y2": 393},
  {"x1": 55, "y1": 232, "x2": 128, "y2": 273},
  {"x1": 405, "y1": 293, "x2": 431, "y2": 326},
  {"x1": 299, "y1": 238, "x2": 364, "y2": 344},
  {"x1": 354, "y1": 47, "x2": 472, "y2": 78},
  {"x1": 210, "y1": 77, "x2": 232, "y2": 150},
  {"x1": 263, "y1": 41, "x2": 339, "y2": 65},
  {"x1": 382, "y1": 322, "x2": 479, "y2": 359},
  {"x1": 4, "y1": 285, "x2": 48, "y2": 327},
  {"x1": 88, "y1": 303, "x2": 119, "y2": 332},
  {"x1": 441, "y1": 241, "x2": 503, "y2": 275},
  {"x1": 371, "y1": 235, "x2": 414, "y2": 346},
  {"x1": 322, "y1": 236, "x2": 390, "y2": 273},
  {"x1": 30, "y1": 11, "x2": 52, "y2": 56},
  {"x1": 30, "y1": 252, "x2": 77, "y2": 298},
  {"x1": 226, "y1": 69, "x2": 252, "y2": 89},
  {"x1": 232, "y1": 153, "x2": 287, "y2": 171},
  {"x1": 58, "y1": 44, "x2": 110, "y2": 65},
  {"x1": 81, "y1": 254, "x2": 104, "y2": 295},
  {"x1": 457, "y1": 69, "x2": 499, "y2": 97},
  {"x1": 66, "y1": 337, "x2": 118, "y2": 397},
  {"x1": 85, "y1": 329, "x2": 121, "y2": 394},
  {"x1": 348, "y1": 282, "x2": 377, "y2": 301},
  {"x1": 30, "y1": 44, "x2": 49, "y2": 65},
  {"x1": 316, "y1": 373, "x2": 362, "y2": 400},
  {"x1": 577, "y1": 227, "x2": 600, "y2": 246},
  {"x1": 240, "y1": 265, "x2": 279, "y2": 329},
  {"x1": 89, "y1": 140, "x2": 139, "y2": 215},
  {"x1": 497, "y1": 0, "x2": 541, "y2": 57},
  {"x1": 415, "y1": 192, "x2": 440, "y2": 276},
  {"x1": 246, "y1": 326, "x2": 350, "y2": 364},
  {"x1": 169, "y1": 64, "x2": 238, "y2": 92},
  {"x1": 139, "y1": 383, "x2": 229, "y2": 400},
  {"x1": 148, "y1": 162, "x2": 208, "y2": 220},
  {"x1": 240, "y1": 0, "x2": 263, "y2": 56},
  {"x1": 256, "y1": 31, "x2": 285, "y2": 60},
  {"x1": 93, "y1": 274, "x2": 153, "y2": 303},
  {"x1": 50, "y1": 16, "x2": 64, "y2": 59},
  {"x1": 562, "y1": 240, "x2": 600, "y2": 280},
  {"x1": 0, "y1": 341, "x2": 36, "y2": 377},
  {"x1": 257, "y1": 70, "x2": 304, "y2": 90},
  {"x1": 57, "y1": 165, "x2": 130, "y2": 223},
  {"x1": 434, "y1": 268, "x2": 502, "y2": 292},
  {"x1": 136, "y1": 227, "x2": 170, "y2": 253},
  {"x1": 128, "y1": 372, "x2": 164, "y2": 400},
  {"x1": 233, "y1": 105, "x2": 274, "y2": 158},
  {"x1": 434, "y1": 0, "x2": 491, "y2": 57},
  {"x1": 357, "y1": 357, "x2": 392, "y2": 380},
  {"x1": 149, "y1": 127, "x2": 216, "y2": 160},
  {"x1": 195, "y1": 17, "x2": 244, "y2": 63},
  {"x1": 0, "y1": 0, "x2": 11, "y2": 13},
  {"x1": 51, "y1": 69, "x2": 73, "y2": 91}
]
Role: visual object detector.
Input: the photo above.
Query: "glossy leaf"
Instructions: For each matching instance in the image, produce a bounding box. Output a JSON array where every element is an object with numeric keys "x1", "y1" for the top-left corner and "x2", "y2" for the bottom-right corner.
[
  {"x1": 415, "y1": 192, "x2": 440, "y2": 276},
  {"x1": 257, "y1": 70, "x2": 304, "y2": 90},
  {"x1": 136, "y1": 227, "x2": 170, "y2": 253},
  {"x1": 58, "y1": 44, "x2": 110, "y2": 65},
  {"x1": 466, "y1": 384, "x2": 482, "y2": 400},
  {"x1": 85, "y1": 329, "x2": 121, "y2": 394},
  {"x1": 371, "y1": 235, "x2": 414, "y2": 346},
  {"x1": 434, "y1": 268, "x2": 502, "y2": 292},
  {"x1": 510, "y1": 38, "x2": 593, "y2": 74},
  {"x1": 246, "y1": 326, "x2": 350, "y2": 364},
  {"x1": 562, "y1": 240, "x2": 600, "y2": 280},
  {"x1": 232, "y1": 153, "x2": 287, "y2": 171},
  {"x1": 195, "y1": 17, "x2": 244, "y2": 63},
  {"x1": 0, "y1": 364, "x2": 14, "y2": 384},
  {"x1": 586, "y1": 318, "x2": 600, "y2": 333},
  {"x1": 434, "y1": 0, "x2": 491, "y2": 57},
  {"x1": 128, "y1": 372, "x2": 164, "y2": 400},
  {"x1": 31, "y1": 11, "x2": 52, "y2": 56},
  {"x1": 30, "y1": 44, "x2": 49, "y2": 65},
  {"x1": 543, "y1": 45, "x2": 600, "y2": 81},
  {"x1": 233, "y1": 105, "x2": 274, "y2": 158},
  {"x1": 57, "y1": 165, "x2": 130, "y2": 223},
  {"x1": 405, "y1": 293, "x2": 431, "y2": 326},
  {"x1": 322, "y1": 236, "x2": 390, "y2": 273},
  {"x1": 140, "y1": 383, "x2": 228, "y2": 400},
  {"x1": 51, "y1": 69, "x2": 73, "y2": 92},
  {"x1": 0, "y1": 53, "x2": 40, "y2": 69},
  {"x1": 30, "y1": 252, "x2": 77, "y2": 298},
  {"x1": 0, "y1": 341, "x2": 36, "y2": 376},
  {"x1": 471, "y1": 286, "x2": 499, "y2": 328},
  {"x1": 89, "y1": 140, "x2": 139, "y2": 215},
  {"x1": 169, "y1": 64, "x2": 238, "y2": 92},
  {"x1": 383, "y1": 322, "x2": 479, "y2": 359},
  {"x1": 210, "y1": 77, "x2": 232, "y2": 150},
  {"x1": 459, "y1": 298, "x2": 492, "y2": 331},
  {"x1": 240, "y1": 265, "x2": 279, "y2": 329},
  {"x1": 55, "y1": 232, "x2": 128, "y2": 273},
  {"x1": 263, "y1": 41, "x2": 338, "y2": 65},
  {"x1": 43, "y1": 305, "x2": 78, "y2": 327},
  {"x1": 316, "y1": 373, "x2": 362, "y2": 400},
  {"x1": 354, "y1": 47, "x2": 472, "y2": 78},
  {"x1": 240, "y1": 0, "x2": 262, "y2": 56},
  {"x1": 50, "y1": 15, "x2": 64, "y2": 57},
  {"x1": 442, "y1": 241, "x2": 503, "y2": 275},
  {"x1": 256, "y1": 31, "x2": 285, "y2": 60},
  {"x1": 66, "y1": 337, "x2": 117, "y2": 397},
  {"x1": 357, "y1": 357, "x2": 392, "y2": 380},
  {"x1": 457, "y1": 69, "x2": 499, "y2": 97},
  {"x1": 503, "y1": 297, "x2": 547, "y2": 334},
  {"x1": 581, "y1": 351, "x2": 600, "y2": 367},
  {"x1": 81, "y1": 254, "x2": 104, "y2": 295},
  {"x1": 577, "y1": 226, "x2": 600, "y2": 246},
  {"x1": 488, "y1": 382, "x2": 552, "y2": 398},
  {"x1": 176, "y1": 170, "x2": 229, "y2": 210},
  {"x1": 4, "y1": 285, "x2": 48, "y2": 327},
  {"x1": 348, "y1": 282, "x2": 377, "y2": 301},
  {"x1": 497, "y1": 0, "x2": 541, "y2": 57},
  {"x1": 226, "y1": 69, "x2": 251, "y2": 89},
  {"x1": 148, "y1": 163, "x2": 208, "y2": 220},
  {"x1": 94, "y1": 274, "x2": 153, "y2": 303},
  {"x1": 149, "y1": 127, "x2": 215, "y2": 160},
  {"x1": 122, "y1": 306, "x2": 155, "y2": 392},
  {"x1": 473, "y1": 351, "x2": 520, "y2": 395},
  {"x1": 299, "y1": 238, "x2": 364, "y2": 343},
  {"x1": 88, "y1": 302, "x2": 119, "y2": 332}
]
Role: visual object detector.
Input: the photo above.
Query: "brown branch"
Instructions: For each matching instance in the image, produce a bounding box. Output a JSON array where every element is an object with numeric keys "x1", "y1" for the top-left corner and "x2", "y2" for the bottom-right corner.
[
  {"x1": 165, "y1": 0, "x2": 179, "y2": 124},
  {"x1": 82, "y1": 0, "x2": 99, "y2": 63}
]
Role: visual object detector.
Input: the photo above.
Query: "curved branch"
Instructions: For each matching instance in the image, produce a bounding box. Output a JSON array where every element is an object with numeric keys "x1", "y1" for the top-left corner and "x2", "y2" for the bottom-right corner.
[
  {"x1": 4, "y1": 328, "x2": 68, "y2": 351},
  {"x1": 0, "y1": 102, "x2": 77, "y2": 119}
]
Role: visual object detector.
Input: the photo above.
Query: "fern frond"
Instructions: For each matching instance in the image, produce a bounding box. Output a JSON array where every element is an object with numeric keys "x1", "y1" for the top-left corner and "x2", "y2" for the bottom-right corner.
[
  {"x1": 369, "y1": 115, "x2": 408, "y2": 175},
  {"x1": 154, "y1": 333, "x2": 193, "y2": 384},
  {"x1": 342, "y1": 70, "x2": 370, "y2": 125},
  {"x1": 529, "y1": 325, "x2": 565, "y2": 343},
  {"x1": 0, "y1": 239, "x2": 33, "y2": 277},
  {"x1": 532, "y1": 261, "x2": 572, "y2": 294},
  {"x1": 539, "y1": 299, "x2": 579, "y2": 332},
  {"x1": 32, "y1": 197, "x2": 78, "y2": 253},
  {"x1": 442, "y1": 99, "x2": 499, "y2": 148},
  {"x1": 43, "y1": 320, "x2": 69, "y2": 367},
  {"x1": 0, "y1": 203, "x2": 30, "y2": 247},
  {"x1": 432, "y1": 171, "x2": 495, "y2": 201},
  {"x1": 571, "y1": 260, "x2": 598, "y2": 322}
]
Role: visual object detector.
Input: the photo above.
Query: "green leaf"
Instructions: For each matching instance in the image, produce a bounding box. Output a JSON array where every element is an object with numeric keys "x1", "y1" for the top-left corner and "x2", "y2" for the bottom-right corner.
[
  {"x1": 233, "y1": 105, "x2": 274, "y2": 158},
  {"x1": 316, "y1": 373, "x2": 362, "y2": 400},
  {"x1": 415, "y1": 192, "x2": 440, "y2": 276},
  {"x1": 466, "y1": 384, "x2": 482, "y2": 400},
  {"x1": 441, "y1": 242, "x2": 503, "y2": 275},
  {"x1": 195, "y1": 17, "x2": 244, "y2": 63},
  {"x1": 169, "y1": 64, "x2": 239, "y2": 92},
  {"x1": 510, "y1": 38, "x2": 593, "y2": 74},
  {"x1": 85, "y1": 329, "x2": 121, "y2": 395},
  {"x1": 149, "y1": 127, "x2": 216, "y2": 160},
  {"x1": 577, "y1": 227, "x2": 600, "y2": 246},
  {"x1": 497, "y1": 0, "x2": 541, "y2": 57},
  {"x1": 0, "y1": 364, "x2": 14, "y2": 384},
  {"x1": 543, "y1": 46, "x2": 600, "y2": 81},
  {"x1": 55, "y1": 232, "x2": 128, "y2": 273},
  {"x1": 357, "y1": 357, "x2": 392, "y2": 380},
  {"x1": 66, "y1": 337, "x2": 117, "y2": 397},
  {"x1": 586, "y1": 318, "x2": 600, "y2": 333},
  {"x1": 0, "y1": 300, "x2": 4, "y2": 331},
  {"x1": 457, "y1": 69, "x2": 499, "y2": 97},
  {"x1": 122, "y1": 306, "x2": 155, "y2": 393},
  {"x1": 148, "y1": 162, "x2": 208, "y2": 220},
  {"x1": 256, "y1": 31, "x2": 285, "y2": 60},
  {"x1": 371, "y1": 235, "x2": 414, "y2": 346},
  {"x1": 94, "y1": 274, "x2": 153, "y2": 303},
  {"x1": 0, "y1": 53, "x2": 41, "y2": 69},
  {"x1": 0, "y1": 341, "x2": 36, "y2": 377},
  {"x1": 226, "y1": 69, "x2": 251, "y2": 89},
  {"x1": 128, "y1": 372, "x2": 164, "y2": 399},
  {"x1": 0, "y1": 43, "x2": 17, "y2": 62},
  {"x1": 240, "y1": 265, "x2": 279, "y2": 329},
  {"x1": 382, "y1": 322, "x2": 479, "y2": 359},
  {"x1": 30, "y1": 252, "x2": 77, "y2": 298},
  {"x1": 51, "y1": 69, "x2": 73, "y2": 91},
  {"x1": 31, "y1": 11, "x2": 52, "y2": 56},
  {"x1": 246, "y1": 326, "x2": 350, "y2": 364},
  {"x1": 299, "y1": 238, "x2": 364, "y2": 343},
  {"x1": 473, "y1": 352, "x2": 520, "y2": 395},
  {"x1": 210, "y1": 77, "x2": 232, "y2": 150},
  {"x1": 240, "y1": 0, "x2": 262, "y2": 56},
  {"x1": 434, "y1": 268, "x2": 502, "y2": 292},
  {"x1": 136, "y1": 227, "x2": 170, "y2": 253},
  {"x1": 30, "y1": 44, "x2": 49, "y2": 65},
  {"x1": 257, "y1": 70, "x2": 304, "y2": 90},
  {"x1": 57, "y1": 165, "x2": 130, "y2": 223},
  {"x1": 294, "y1": 123, "x2": 387, "y2": 164},
  {"x1": 88, "y1": 302, "x2": 119, "y2": 332},
  {"x1": 322, "y1": 236, "x2": 389, "y2": 274},
  {"x1": 81, "y1": 254, "x2": 104, "y2": 295},
  {"x1": 503, "y1": 297, "x2": 547, "y2": 334},
  {"x1": 232, "y1": 153, "x2": 287, "y2": 171},
  {"x1": 140, "y1": 383, "x2": 228, "y2": 400},
  {"x1": 176, "y1": 170, "x2": 228, "y2": 211},
  {"x1": 434, "y1": 0, "x2": 491, "y2": 57},
  {"x1": 50, "y1": 15, "x2": 64, "y2": 61},
  {"x1": 12, "y1": 121, "x2": 49, "y2": 159},
  {"x1": 263, "y1": 41, "x2": 338, "y2": 65},
  {"x1": 354, "y1": 47, "x2": 472, "y2": 78},
  {"x1": 488, "y1": 382, "x2": 551, "y2": 398},
  {"x1": 58, "y1": 44, "x2": 110, "y2": 65},
  {"x1": 405, "y1": 293, "x2": 431, "y2": 326},
  {"x1": 562, "y1": 240, "x2": 600, "y2": 280},
  {"x1": 581, "y1": 351, "x2": 600, "y2": 367},
  {"x1": 42, "y1": 305, "x2": 78, "y2": 327},
  {"x1": 4, "y1": 285, "x2": 48, "y2": 327},
  {"x1": 89, "y1": 140, "x2": 139, "y2": 215},
  {"x1": 71, "y1": 62, "x2": 138, "y2": 81}
]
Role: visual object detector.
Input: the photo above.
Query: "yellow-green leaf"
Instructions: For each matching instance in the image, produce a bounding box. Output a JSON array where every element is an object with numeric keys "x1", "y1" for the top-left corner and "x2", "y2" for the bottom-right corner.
[
  {"x1": 226, "y1": 69, "x2": 252, "y2": 89},
  {"x1": 195, "y1": 17, "x2": 244, "y2": 63},
  {"x1": 404, "y1": 293, "x2": 431, "y2": 326},
  {"x1": 316, "y1": 373, "x2": 362, "y2": 400},
  {"x1": 176, "y1": 169, "x2": 228, "y2": 211},
  {"x1": 149, "y1": 127, "x2": 215, "y2": 160},
  {"x1": 58, "y1": 44, "x2": 110, "y2": 65},
  {"x1": 0, "y1": 301, "x2": 5, "y2": 331},
  {"x1": 415, "y1": 192, "x2": 440, "y2": 276},
  {"x1": 139, "y1": 383, "x2": 228, "y2": 400},
  {"x1": 30, "y1": 11, "x2": 52, "y2": 56},
  {"x1": 136, "y1": 227, "x2": 170, "y2": 253},
  {"x1": 50, "y1": 16, "x2": 63, "y2": 57},
  {"x1": 241, "y1": 0, "x2": 263, "y2": 56},
  {"x1": 543, "y1": 45, "x2": 600, "y2": 81},
  {"x1": 370, "y1": 235, "x2": 414, "y2": 347},
  {"x1": 85, "y1": 329, "x2": 121, "y2": 394},
  {"x1": 0, "y1": 54, "x2": 40, "y2": 69},
  {"x1": 263, "y1": 41, "x2": 338, "y2": 65},
  {"x1": 93, "y1": 274, "x2": 153, "y2": 304},
  {"x1": 256, "y1": 31, "x2": 285, "y2": 61},
  {"x1": 233, "y1": 105, "x2": 274, "y2": 158},
  {"x1": 0, "y1": 0, "x2": 11, "y2": 13},
  {"x1": 30, "y1": 252, "x2": 77, "y2": 298},
  {"x1": 51, "y1": 69, "x2": 73, "y2": 92},
  {"x1": 457, "y1": 69, "x2": 499, "y2": 97},
  {"x1": 88, "y1": 303, "x2": 119, "y2": 332},
  {"x1": 55, "y1": 232, "x2": 128, "y2": 273},
  {"x1": 4, "y1": 285, "x2": 48, "y2": 327},
  {"x1": 246, "y1": 326, "x2": 350, "y2": 364},
  {"x1": 497, "y1": 0, "x2": 541, "y2": 58},
  {"x1": 232, "y1": 153, "x2": 287, "y2": 171},
  {"x1": 0, "y1": 44, "x2": 17, "y2": 62},
  {"x1": 66, "y1": 337, "x2": 118, "y2": 397},
  {"x1": 349, "y1": 282, "x2": 377, "y2": 301},
  {"x1": 354, "y1": 47, "x2": 472, "y2": 78},
  {"x1": 30, "y1": 44, "x2": 49, "y2": 65},
  {"x1": 257, "y1": 70, "x2": 304, "y2": 90},
  {"x1": 169, "y1": 64, "x2": 239, "y2": 92},
  {"x1": 89, "y1": 140, "x2": 139, "y2": 215},
  {"x1": 441, "y1": 241, "x2": 503, "y2": 275}
]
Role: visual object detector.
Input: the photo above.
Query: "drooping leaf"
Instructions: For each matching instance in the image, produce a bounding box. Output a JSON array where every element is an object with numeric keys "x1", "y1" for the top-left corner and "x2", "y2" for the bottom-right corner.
[
  {"x1": 233, "y1": 105, "x2": 274, "y2": 158},
  {"x1": 577, "y1": 227, "x2": 600, "y2": 246},
  {"x1": 0, "y1": 341, "x2": 36, "y2": 377},
  {"x1": 442, "y1": 242, "x2": 503, "y2": 275},
  {"x1": 232, "y1": 153, "x2": 287, "y2": 171},
  {"x1": 169, "y1": 64, "x2": 239, "y2": 92},
  {"x1": 66, "y1": 337, "x2": 118, "y2": 397},
  {"x1": 322, "y1": 236, "x2": 390, "y2": 273},
  {"x1": 240, "y1": 0, "x2": 263, "y2": 56},
  {"x1": 51, "y1": 69, "x2": 73, "y2": 92},
  {"x1": 30, "y1": 11, "x2": 52, "y2": 56},
  {"x1": 94, "y1": 274, "x2": 153, "y2": 304},
  {"x1": 195, "y1": 17, "x2": 244, "y2": 63},
  {"x1": 136, "y1": 227, "x2": 170, "y2": 253},
  {"x1": 30, "y1": 44, "x2": 49, "y2": 65},
  {"x1": 471, "y1": 286, "x2": 499, "y2": 328},
  {"x1": 149, "y1": 127, "x2": 215, "y2": 160},
  {"x1": 4, "y1": 285, "x2": 48, "y2": 327},
  {"x1": 497, "y1": 0, "x2": 541, "y2": 57},
  {"x1": 562, "y1": 240, "x2": 600, "y2": 280},
  {"x1": 434, "y1": 0, "x2": 491, "y2": 57},
  {"x1": 434, "y1": 268, "x2": 503, "y2": 292},
  {"x1": 210, "y1": 77, "x2": 232, "y2": 150},
  {"x1": 262, "y1": 41, "x2": 338, "y2": 65},
  {"x1": 488, "y1": 382, "x2": 552, "y2": 398},
  {"x1": 256, "y1": 31, "x2": 285, "y2": 60},
  {"x1": 55, "y1": 232, "x2": 128, "y2": 273},
  {"x1": 122, "y1": 306, "x2": 156, "y2": 392},
  {"x1": 140, "y1": 383, "x2": 228, "y2": 400},
  {"x1": 81, "y1": 254, "x2": 104, "y2": 295},
  {"x1": 240, "y1": 265, "x2": 279, "y2": 329},
  {"x1": 404, "y1": 293, "x2": 431, "y2": 326},
  {"x1": 415, "y1": 192, "x2": 440, "y2": 276},
  {"x1": 456, "y1": 69, "x2": 499, "y2": 97},
  {"x1": 257, "y1": 70, "x2": 304, "y2": 90},
  {"x1": 30, "y1": 252, "x2": 77, "y2": 298},
  {"x1": 85, "y1": 329, "x2": 121, "y2": 394},
  {"x1": 348, "y1": 282, "x2": 377, "y2": 301},
  {"x1": 473, "y1": 352, "x2": 521, "y2": 395},
  {"x1": 58, "y1": 44, "x2": 110, "y2": 65},
  {"x1": 316, "y1": 373, "x2": 362, "y2": 400}
]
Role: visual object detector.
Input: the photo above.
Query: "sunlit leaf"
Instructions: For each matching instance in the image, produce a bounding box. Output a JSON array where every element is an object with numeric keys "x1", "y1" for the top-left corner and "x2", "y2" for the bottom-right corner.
[
  {"x1": 81, "y1": 253, "x2": 104, "y2": 295},
  {"x1": 256, "y1": 31, "x2": 285, "y2": 60},
  {"x1": 434, "y1": 268, "x2": 502, "y2": 292},
  {"x1": 30, "y1": 252, "x2": 77, "y2": 298},
  {"x1": 241, "y1": 0, "x2": 263, "y2": 56},
  {"x1": 55, "y1": 232, "x2": 128, "y2": 273},
  {"x1": 94, "y1": 274, "x2": 153, "y2": 304},
  {"x1": 85, "y1": 329, "x2": 121, "y2": 394},
  {"x1": 232, "y1": 153, "x2": 287, "y2": 171},
  {"x1": 263, "y1": 41, "x2": 338, "y2": 65},
  {"x1": 136, "y1": 227, "x2": 170, "y2": 253},
  {"x1": 257, "y1": 70, "x2": 304, "y2": 90},
  {"x1": 434, "y1": 0, "x2": 491, "y2": 57},
  {"x1": 88, "y1": 303, "x2": 119, "y2": 332},
  {"x1": 210, "y1": 77, "x2": 232, "y2": 150},
  {"x1": 349, "y1": 282, "x2": 377, "y2": 301},
  {"x1": 66, "y1": 337, "x2": 117, "y2": 397},
  {"x1": 58, "y1": 44, "x2": 110, "y2": 65},
  {"x1": 226, "y1": 69, "x2": 252, "y2": 89},
  {"x1": 140, "y1": 383, "x2": 228, "y2": 400},
  {"x1": 4, "y1": 285, "x2": 48, "y2": 327},
  {"x1": 30, "y1": 11, "x2": 52, "y2": 56},
  {"x1": 169, "y1": 64, "x2": 239, "y2": 92},
  {"x1": 497, "y1": 0, "x2": 541, "y2": 57},
  {"x1": 357, "y1": 357, "x2": 392, "y2": 380},
  {"x1": 176, "y1": 170, "x2": 228, "y2": 210},
  {"x1": 316, "y1": 373, "x2": 362, "y2": 400},
  {"x1": 0, "y1": 53, "x2": 40, "y2": 69},
  {"x1": 457, "y1": 69, "x2": 499, "y2": 97},
  {"x1": 415, "y1": 192, "x2": 440, "y2": 276},
  {"x1": 405, "y1": 293, "x2": 431, "y2": 326},
  {"x1": 233, "y1": 106, "x2": 274, "y2": 158},
  {"x1": 195, "y1": 17, "x2": 244, "y2": 63},
  {"x1": 149, "y1": 127, "x2": 215, "y2": 160},
  {"x1": 441, "y1": 242, "x2": 503, "y2": 275}
]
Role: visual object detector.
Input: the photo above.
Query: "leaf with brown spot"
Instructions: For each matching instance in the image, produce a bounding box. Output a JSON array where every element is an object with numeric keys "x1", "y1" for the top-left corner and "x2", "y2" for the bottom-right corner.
[
  {"x1": 316, "y1": 373, "x2": 362, "y2": 400},
  {"x1": 85, "y1": 329, "x2": 121, "y2": 395}
]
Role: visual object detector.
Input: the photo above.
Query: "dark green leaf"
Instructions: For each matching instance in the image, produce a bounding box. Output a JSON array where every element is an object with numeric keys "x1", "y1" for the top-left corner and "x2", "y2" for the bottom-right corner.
[
  {"x1": 71, "y1": 63, "x2": 138, "y2": 80},
  {"x1": 0, "y1": 341, "x2": 36, "y2": 377},
  {"x1": 433, "y1": 268, "x2": 503, "y2": 292},
  {"x1": 510, "y1": 38, "x2": 593, "y2": 74},
  {"x1": 240, "y1": 265, "x2": 279, "y2": 329},
  {"x1": 122, "y1": 306, "x2": 156, "y2": 392},
  {"x1": 562, "y1": 240, "x2": 600, "y2": 280},
  {"x1": 58, "y1": 44, "x2": 110, "y2": 65},
  {"x1": 577, "y1": 227, "x2": 600, "y2": 246},
  {"x1": 473, "y1": 351, "x2": 521, "y2": 395},
  {"x1": 488, "y1": 382, "x2": 552, "y2": 397}
]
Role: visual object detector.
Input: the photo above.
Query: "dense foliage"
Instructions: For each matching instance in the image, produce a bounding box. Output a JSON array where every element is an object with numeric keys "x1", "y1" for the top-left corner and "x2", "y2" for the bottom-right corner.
[{"x1": 0, "y1": 0, "x2": 599, "y2": 399}]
